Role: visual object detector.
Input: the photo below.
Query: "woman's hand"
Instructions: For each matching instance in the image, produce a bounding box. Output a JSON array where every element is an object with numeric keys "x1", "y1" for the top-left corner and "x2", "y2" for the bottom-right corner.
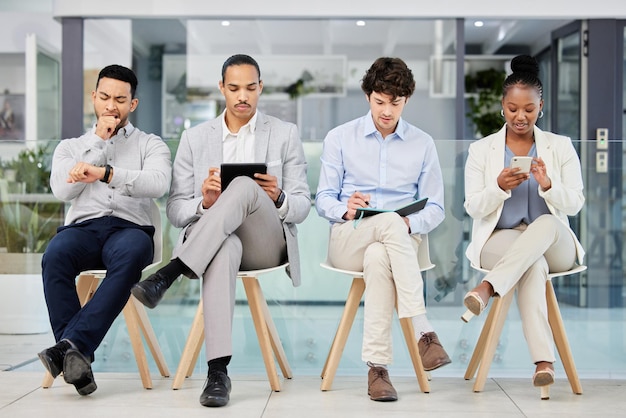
[
  {"x1": 497, "y1": 167, "x2": 529, "y2": 191},
  {"x1": 531, "y1": 157, "x2": 552, "y2": 191}
]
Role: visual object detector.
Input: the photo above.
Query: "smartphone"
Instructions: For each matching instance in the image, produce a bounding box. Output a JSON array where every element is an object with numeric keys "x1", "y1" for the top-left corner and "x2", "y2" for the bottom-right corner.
[{"x1": 510, "y1": 156, "x2": 533, "y2": 174}]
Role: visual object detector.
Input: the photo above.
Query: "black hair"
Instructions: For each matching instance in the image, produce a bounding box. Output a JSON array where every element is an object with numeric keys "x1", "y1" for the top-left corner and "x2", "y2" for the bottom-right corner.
[
  {"x1": 96, "y1": 64, "x2": 138, "y2": 98},
  {"x1": 502, "y1": 55, "x2": 543, "y2": 98},
  {"x1": 361, "y1": 57, "x2": 415, "y2": 100},
  {"x1": 221, "y1": 54, "x2": 261, "y2": 81}
]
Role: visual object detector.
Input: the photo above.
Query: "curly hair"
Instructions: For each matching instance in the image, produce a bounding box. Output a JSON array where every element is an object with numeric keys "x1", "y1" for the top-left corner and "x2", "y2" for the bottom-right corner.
[
  {"x1": 502, "y1": 55, "x2": 543, "y2": 98},
  {"x1": 361, "y1": 57, "x2": 415, "y2": 99}
]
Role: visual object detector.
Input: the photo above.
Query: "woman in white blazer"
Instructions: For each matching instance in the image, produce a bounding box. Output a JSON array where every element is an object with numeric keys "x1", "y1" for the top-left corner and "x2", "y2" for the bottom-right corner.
[{"x1": 463, "y1": 55, "x2": 584, "y2": 390}]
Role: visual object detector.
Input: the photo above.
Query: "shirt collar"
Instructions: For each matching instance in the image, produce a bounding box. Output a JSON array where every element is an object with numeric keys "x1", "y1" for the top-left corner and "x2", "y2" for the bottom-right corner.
[
  {"x1": 221, "y1": 110, "x2": 258, "y2": 142},
  {"x1": 363, "y1": 111, "x2": 406, "y2": 141}
]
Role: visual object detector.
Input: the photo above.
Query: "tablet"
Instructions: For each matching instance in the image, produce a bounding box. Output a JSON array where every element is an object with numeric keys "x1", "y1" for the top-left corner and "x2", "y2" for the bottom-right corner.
[
  {"x1": 355, "y1": 197, "x2": 428, "y2": 219},
  {"x1": 220, "y1": 163, "x2": 267, "y2": 191}
]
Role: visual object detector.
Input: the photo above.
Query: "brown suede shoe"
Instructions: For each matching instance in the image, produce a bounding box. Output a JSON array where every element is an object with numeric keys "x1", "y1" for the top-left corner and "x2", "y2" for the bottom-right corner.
[
  {"x1": 418, "y1": 332, "x2": 452, "y2": 371},
  {"x1": 367, "y1": 364, "x2": 398, "y2": 402}
]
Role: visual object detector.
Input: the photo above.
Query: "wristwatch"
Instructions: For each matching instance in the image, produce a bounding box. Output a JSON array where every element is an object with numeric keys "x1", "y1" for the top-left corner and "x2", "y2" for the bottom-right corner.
[
  {"x1": 274, "y1": 190, "x2": 285, "y2": 208},
  {"x1": 100, "y1": 164, "x2": 112, "y2": 183}
]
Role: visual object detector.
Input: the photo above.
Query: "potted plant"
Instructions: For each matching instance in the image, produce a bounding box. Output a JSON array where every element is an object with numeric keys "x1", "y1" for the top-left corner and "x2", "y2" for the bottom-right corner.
[
  {"x1": 465, "y1": 67, "x2": 506, "y2": 138},
  {"x1": 0, "y1": 144, "x2": 62, "y2": 334}
]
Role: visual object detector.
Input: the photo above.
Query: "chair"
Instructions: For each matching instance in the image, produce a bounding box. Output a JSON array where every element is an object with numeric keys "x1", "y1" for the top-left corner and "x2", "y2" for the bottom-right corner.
[
  {"x1": 319, "y1": 234, "x2": 435, "y2": 393},
  {"x1": 42, "y1": 200, "x2": 170, "y2": 390},
  {"x1": 171, "y1": 263, "x2": 292, "y2": 391},
  {"x1": 461, "y1": 263, "x2": 586, "y2": 400}
]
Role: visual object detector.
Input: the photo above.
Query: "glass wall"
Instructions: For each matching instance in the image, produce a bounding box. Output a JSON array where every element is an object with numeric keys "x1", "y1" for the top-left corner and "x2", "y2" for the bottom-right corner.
[
  {"x1": 2, "y1": 137, "x2": 624, "y2": 378},
  {"x1": 2, "y1": 15, "x2": 625, "y2": 381}
]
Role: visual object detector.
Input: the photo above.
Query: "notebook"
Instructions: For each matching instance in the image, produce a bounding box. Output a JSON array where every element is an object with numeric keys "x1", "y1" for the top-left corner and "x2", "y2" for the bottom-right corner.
[
  {"x1": 354, "y1": 197, "x2": 428, "y2": 219},
  {"x1": 220, "y1": 163, "x2": 267, "y2": 191}
]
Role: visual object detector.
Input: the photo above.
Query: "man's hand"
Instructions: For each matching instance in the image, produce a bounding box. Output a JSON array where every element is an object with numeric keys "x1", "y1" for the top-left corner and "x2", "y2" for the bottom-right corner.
[
  {"x1": 94, "y1": 115, "x2": 121, "y2": 140},
  {"x1": 342, "y1": 191, "x2": 371, "y2": 220},
  {"x1": 253, "y1": 173, "x2": 281, "y2": 202},
  {"x1": 67, "y1": 162, "x2": 106, "y2": 184},
  {"x1": 201, "y1": 167, "x2": 222, "y2": 209}
]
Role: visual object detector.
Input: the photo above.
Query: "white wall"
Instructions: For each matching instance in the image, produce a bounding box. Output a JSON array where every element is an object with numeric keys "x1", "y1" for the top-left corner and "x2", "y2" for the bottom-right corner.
[
  {"x1": 0, "y1": 12, "x2": 61, "y2": 54},
  {"x1": 52, "y1": 0, "x2": 626, "y2": 19}
]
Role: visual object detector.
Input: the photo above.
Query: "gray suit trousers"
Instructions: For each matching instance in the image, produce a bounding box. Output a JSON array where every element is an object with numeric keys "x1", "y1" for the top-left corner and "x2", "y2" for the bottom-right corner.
[{"x1": 174, "y1": 177, "x2": 287, "y2": 361}]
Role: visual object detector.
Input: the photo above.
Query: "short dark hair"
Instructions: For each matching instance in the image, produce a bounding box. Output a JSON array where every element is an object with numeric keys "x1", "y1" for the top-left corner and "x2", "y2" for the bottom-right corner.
[
  {"x1": 221, "y1": 54, "x2": 261, "y2": 82},
  {"x1": 503, "y1": 55, "x2": 543, "y2": 98},
  {"x1": 361, "y1": 57, "x2": 415, "y2": 100},
  {"x1": 96, "y1": 64, "x2": 138, "y2": 98}
]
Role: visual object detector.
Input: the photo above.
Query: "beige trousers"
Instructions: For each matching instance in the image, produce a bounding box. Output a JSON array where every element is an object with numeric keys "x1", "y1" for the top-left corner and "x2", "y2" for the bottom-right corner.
[
  {"x1": 480, "y1": 214, "x2": 576, "y2": 363},
  {"x1": 328, "y1": 212, "x2": 424, "y2": 365}
]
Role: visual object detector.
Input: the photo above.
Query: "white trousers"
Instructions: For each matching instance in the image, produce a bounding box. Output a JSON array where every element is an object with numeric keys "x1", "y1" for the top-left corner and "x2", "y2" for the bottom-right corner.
[
  {"x1": 328, "y1": 212, "x2": 424, "y2": 365},
  {"x1": 480, "y1": 214, "x2": 576, "y2": 363}
]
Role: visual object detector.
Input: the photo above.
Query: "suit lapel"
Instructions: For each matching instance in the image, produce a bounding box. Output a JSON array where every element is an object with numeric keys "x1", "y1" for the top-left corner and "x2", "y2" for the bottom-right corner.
[
  {"x1": 489, "y1": 126, "x2": 507, "y2": 180},
  {"x1": 533, "y1": 126, "x2": 553, "y2": 169},
  {"x1": 255, "y1": 113, "x2": 270, "y2": 163}
]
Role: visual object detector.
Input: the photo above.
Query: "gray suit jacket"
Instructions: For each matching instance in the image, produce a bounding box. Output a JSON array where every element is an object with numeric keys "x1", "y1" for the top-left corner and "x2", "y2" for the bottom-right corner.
[{"x1": 166, "y1": 112, "x2": 311, "y2": 286}]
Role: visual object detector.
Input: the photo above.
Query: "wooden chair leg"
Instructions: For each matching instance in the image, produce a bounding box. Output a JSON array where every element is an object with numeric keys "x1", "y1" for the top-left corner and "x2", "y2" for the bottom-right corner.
[
  {"x1": 546, "y1": 281, "x2": 583, "y2": 395},
  {"x1": 255, "y1": 279, "x2": 293, "y2": 379},
  {"x1": 472, "y1": 290, "x2": 514, "y2": 392},
  {"x1": 464, "y1": 295, "x2": 500, "y2": 380},
  {"x1": 242, "y1": 276, "x2": 282, "y2": 391},
  {"x1": 41, "y1": 274, "x2": 101, "y2": 389},
  {"x1": 41, "y1": 371, "x2": 54, "y2": 388},
  {"x1": 172, "y1": 300, "x2": 205, "y2": 390},
  {"x1": 122, "y1": 298, "x2": 153, "y2": 389},
  {"x1": 398, "y1": 316, "x2": 431, "y2": 393},
  {"x1": 130, "y1": 296, "x2": 170, "y2": 378},
  {"x1": 320, "y1": 277, "x2": 365, "y2": 391},
  {"x1": 76, "y1": 274, "x2": 100, "y2": 305}
]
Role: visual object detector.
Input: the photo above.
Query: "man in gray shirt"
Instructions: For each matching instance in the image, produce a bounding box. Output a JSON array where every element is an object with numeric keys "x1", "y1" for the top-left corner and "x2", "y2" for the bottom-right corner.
[{"x1": 37, "y1": 65, "x2": 171, "y2": 396}]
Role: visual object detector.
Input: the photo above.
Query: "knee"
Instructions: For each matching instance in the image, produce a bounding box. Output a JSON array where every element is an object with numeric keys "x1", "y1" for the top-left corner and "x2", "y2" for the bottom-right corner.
[
  {"x1": 377, "y1": 212, "x2": 407, "y2": 234},
  {"x1": 529, "y1": 214, "x2": 559, "y2": 233},
  {"x1": 228, "y1": 176, "x2": 258, "y2": 193},
  {"x1": 222, "y1": 234, "x2": 243, "y2": 258},
  {"x1": 364, "y1": 242, "x2": 389, "y2": 268}
]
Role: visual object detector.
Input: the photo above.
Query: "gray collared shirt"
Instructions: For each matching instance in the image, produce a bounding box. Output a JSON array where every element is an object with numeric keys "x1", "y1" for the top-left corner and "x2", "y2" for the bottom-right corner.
[{"x1": 50, "y1": 123, "x2": 172, "y2": 226}]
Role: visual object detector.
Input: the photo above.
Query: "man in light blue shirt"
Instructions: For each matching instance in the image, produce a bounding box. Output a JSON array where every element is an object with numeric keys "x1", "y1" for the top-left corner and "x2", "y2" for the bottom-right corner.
[{"x1": 316, "y1": 57, "x2": 450, "y2": 402}]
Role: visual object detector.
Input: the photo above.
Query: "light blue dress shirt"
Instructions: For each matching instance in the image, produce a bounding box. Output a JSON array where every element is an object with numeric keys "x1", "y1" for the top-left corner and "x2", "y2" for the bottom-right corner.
[
  {"x1": 315, "y1": 111, "x2": 445, "y2": 234},
  {"x1": 496, "y1": 143, "x2": 550, "y2": 229}
]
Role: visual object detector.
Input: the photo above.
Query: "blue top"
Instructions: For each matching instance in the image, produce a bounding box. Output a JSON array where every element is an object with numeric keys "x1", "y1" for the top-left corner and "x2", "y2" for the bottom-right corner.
[
  {"x1": 315, "y1": 111, "x2": 445, "y2": 234},
  {"x1": 496, "y1": 143, "x2": 550, "y2": 229}
]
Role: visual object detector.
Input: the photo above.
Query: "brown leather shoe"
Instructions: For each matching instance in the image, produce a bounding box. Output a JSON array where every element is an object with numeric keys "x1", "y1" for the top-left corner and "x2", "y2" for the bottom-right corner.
[
  {"x1": 367, "y1": 364, "x2": 398, "y2": 402},
  {"x1": 418, "y1": 332, "x2": 451, "y2": 371}
]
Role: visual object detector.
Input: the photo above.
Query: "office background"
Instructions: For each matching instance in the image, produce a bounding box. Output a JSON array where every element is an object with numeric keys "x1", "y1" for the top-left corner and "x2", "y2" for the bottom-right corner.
[{"x1": 0, "y1": 0, "x2": 625, "y2": 383}]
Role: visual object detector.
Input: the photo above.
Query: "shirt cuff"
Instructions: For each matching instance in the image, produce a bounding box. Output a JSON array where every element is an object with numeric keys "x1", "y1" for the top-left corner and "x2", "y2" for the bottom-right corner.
[{"x1": 277, "y1": 193, "x2": 288, "y2": 220}]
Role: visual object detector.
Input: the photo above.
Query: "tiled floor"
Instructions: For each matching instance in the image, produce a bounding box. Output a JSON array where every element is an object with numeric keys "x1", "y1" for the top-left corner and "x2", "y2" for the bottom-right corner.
[
  {"x1": 2, "y1": 371, "x2": 625, "y2": 417},
  {"x1": 2, "y1": 303, "x2": 626, "y2": 417}
]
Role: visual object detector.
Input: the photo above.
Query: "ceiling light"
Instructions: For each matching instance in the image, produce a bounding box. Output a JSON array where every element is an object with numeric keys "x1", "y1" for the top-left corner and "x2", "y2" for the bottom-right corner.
[
  {"x1": 221, "y1": 21, "x2": 230, "y2": 27},
  {"x1": 356, "y1": 20, "x2": 366, "y2": 27},
  {"x1": 474, "y1": 21, "x2": 484, "y2": 27}
]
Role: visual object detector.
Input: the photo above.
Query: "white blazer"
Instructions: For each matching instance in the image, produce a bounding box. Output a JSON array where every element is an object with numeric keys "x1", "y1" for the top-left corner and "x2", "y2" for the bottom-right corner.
[{"x1": 464, "y1": 125, "x2": 585, "y2": 267}]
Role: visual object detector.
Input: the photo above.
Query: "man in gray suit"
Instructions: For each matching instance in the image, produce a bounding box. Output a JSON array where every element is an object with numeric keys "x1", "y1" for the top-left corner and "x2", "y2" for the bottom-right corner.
[{"x1": 131, "y1": 54, "x2": 310, "y2": 407}]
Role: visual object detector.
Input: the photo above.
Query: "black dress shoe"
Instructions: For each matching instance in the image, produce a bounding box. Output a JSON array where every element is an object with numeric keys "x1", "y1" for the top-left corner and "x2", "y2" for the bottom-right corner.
[
  {"x1": 199, "y1": 371, "x2": 231, "y2": 407},
  {"x1": 38, "y1": 340, "x2": 72, "y2": 378},
  {"x1": 63, "y1": 349, "x2": 97, "y2": 396},
  {"x1": 131, "y1": 272, "x2": 172, "y2": 309}
]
